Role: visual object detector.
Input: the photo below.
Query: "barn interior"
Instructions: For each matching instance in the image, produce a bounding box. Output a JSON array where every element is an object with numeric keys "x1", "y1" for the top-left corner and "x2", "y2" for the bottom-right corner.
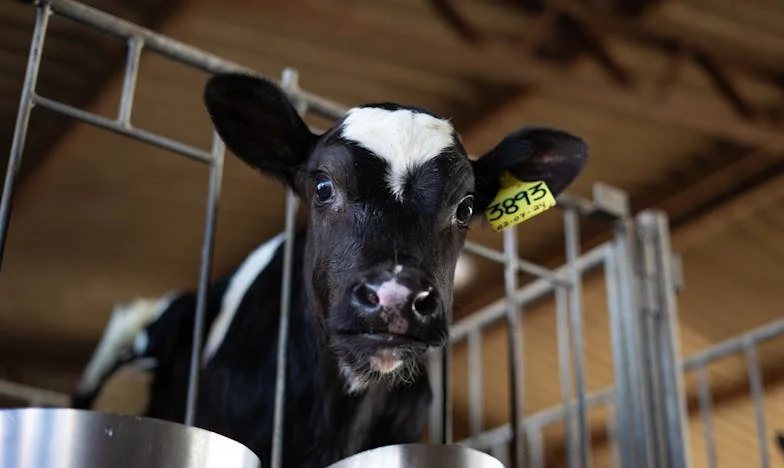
[{"x1": 1, "y1": 0, "x2": 783, "y2": 466}]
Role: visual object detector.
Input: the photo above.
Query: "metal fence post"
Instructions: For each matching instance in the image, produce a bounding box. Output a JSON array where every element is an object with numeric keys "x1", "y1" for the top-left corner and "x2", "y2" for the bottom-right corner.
[{"x1": 635, "y1": 210, "x2": 692, "y2": 468}]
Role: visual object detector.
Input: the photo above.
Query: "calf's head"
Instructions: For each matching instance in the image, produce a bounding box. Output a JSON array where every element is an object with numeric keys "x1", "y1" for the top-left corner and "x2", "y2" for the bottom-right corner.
[{"x1": 204, "y1": 74, "x2": 588, "y2": 391}]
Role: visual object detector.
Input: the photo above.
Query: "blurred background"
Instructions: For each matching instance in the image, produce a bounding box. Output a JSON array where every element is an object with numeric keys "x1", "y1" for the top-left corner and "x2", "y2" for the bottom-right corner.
[{"x1": 0, "y1": 0, "x2": 783, "y2": 466}]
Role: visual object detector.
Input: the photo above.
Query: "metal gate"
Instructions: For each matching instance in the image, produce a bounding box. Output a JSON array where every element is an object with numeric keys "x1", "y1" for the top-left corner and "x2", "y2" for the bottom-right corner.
[{"x1": 4, "y1": 1, "x2": 769, "y2": 468}]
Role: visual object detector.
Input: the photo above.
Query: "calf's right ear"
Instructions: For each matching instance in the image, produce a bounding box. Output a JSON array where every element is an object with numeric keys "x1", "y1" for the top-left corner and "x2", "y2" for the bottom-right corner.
[{"x1": 203, "y1": 73, "x2": 318, "y2": 188}]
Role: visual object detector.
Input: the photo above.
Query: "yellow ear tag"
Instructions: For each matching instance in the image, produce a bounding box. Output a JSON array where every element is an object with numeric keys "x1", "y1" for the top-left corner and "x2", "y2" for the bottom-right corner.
[{"x1": 483, "y1": 171, "x2": 557, "y2": 232}]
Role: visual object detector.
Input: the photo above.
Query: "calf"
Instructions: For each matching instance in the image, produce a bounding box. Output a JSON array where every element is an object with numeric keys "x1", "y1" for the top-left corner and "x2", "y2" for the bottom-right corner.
[{"x1": 72, "y1": 73, "x2": 588, "y2": 467}]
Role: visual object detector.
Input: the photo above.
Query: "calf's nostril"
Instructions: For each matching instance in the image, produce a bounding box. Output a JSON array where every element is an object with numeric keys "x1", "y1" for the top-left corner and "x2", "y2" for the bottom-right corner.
[
  {"x1": 412, "y1": 289, "x2": 438, "y2": 317},
  {"x1": 354, "y1": 283, "x2": 380, "y2": 309}
]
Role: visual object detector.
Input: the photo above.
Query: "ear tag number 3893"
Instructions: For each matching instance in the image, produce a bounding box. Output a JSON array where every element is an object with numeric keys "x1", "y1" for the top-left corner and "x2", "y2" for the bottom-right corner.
[{"x1": 484, "y1": 171, "x2": 557, "y2": 232}]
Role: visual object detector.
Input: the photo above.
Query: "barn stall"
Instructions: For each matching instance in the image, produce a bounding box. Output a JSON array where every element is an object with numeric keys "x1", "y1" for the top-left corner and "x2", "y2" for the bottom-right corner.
[{"x1": 1, "y1": 0, "x2": 783, "y2": 467}]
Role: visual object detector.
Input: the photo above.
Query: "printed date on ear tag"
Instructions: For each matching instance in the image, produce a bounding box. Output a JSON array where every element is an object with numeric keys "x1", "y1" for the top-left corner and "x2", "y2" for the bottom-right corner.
[{"x1": 484, "y1": 171, "x2": 557, "y2": 232}]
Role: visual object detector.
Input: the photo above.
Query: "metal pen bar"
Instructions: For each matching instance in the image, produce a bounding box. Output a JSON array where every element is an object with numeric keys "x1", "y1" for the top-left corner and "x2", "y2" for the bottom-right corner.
[
  {"x1": 637, "y1": 224, "x2": 665, "y2": 468},
  {"x1": 459, "y1": 388, "x2": 614, "y2": 449},
  {"x1": 526, "y1": 425, "x2": 544, "y2": 468},
  {"x1": 33, "y1": 95, "x2": 214, "y2": 163},
  {"x1": 40, "y1": 0, "x2": 348, "y2": 121},
  {"x1": 491, "y1": 443, "x2": 509, "y2": 468},
  {"x1": 440, "y1": 340, "x2": 453, "y2": 444},
  {"x1": 118, "y1": 36, "x2": 144, "y2": 126},
  {"x1": 605, "y1": 403, "x2": 620, "y2": 468},
  {"x1": 270, "y1": 188, "x2": 298, "y2": 468},
  {"x1": 555, "y1": 285, "x2": 576, "y2": 468},
  {"x1": 468, "y1": 330, "x2": 484, "y2": 438},
  {"x1": 0, "y1": 378, "x2": 70, "y2": 407},
  {"x1": 682, "y1": 319, "x2": 784, "y2": 371},
  {"x1": 564, "y1": 208, "x2": 590, "y2": 468},
  {"x1": 462, "y1": 241, "x2": 568, "y2": 286},
  {"x1": 696, "y1": 367, "x2": 717, "y2": 468},
  {"x1": 604, "y1": 240, "x2": 635, "y2": 468},
  {"x1": 503, "y1": 225, "x2": 525, "y2": 468},
  {"x1": 450, "y1": 243, "x2": 609, "y2": 341},
  {"x1": 615, "y1": 220, "x2": 654, "y2": 468},
  {"x1": 643, "y1": 211, "x2": 691, "y2": 468},
  {"x1": 746, "y1": 344, "x2": 770, "y2": 468},
  {"x1": 184, "y1": 133, "x2": 225, "y2": 426},
  {"x1": 0, "y1": 3, "x2": 50, "y2": 272},
  {"x1": 270, "y1": 69, "x2": 305, "y2": 468},
  {"x1": 427, "y1": 349, "x2": 444, "y2": 444}
]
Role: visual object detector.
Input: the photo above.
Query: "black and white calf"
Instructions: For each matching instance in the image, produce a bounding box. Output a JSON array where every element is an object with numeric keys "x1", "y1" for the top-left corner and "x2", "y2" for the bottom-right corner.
[{"x1": 72, "y1": 73, "x2": 588, "y2": 467}]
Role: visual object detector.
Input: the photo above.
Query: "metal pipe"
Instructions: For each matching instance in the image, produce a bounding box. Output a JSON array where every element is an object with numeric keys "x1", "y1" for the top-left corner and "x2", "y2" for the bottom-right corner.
[
  {"x1": 615, "y1": 219, "x2": 654, "y2": 468},
  {"x1": 462, "y1": 241, "x2": 568, "y2": 286},
  {"x1": 555, "y1": 285, "x2": 576, "y2": 467},
  {"x1": 270, "y1": 188, "x2": 298, "y2": 468},
  {"x1": 682, "y1": 320, "x2": 784, "y2": 371},
  {"x1": 637, "y1": 223, "x2": 666, "y2": 467},
  {"x1": 440, "y1": 340, "x2": 453, "y2": 444},
  {"x1": 39, "y1": 0, "x2": 348, "y2": 121},
  {"x1": 491, "y1": 443, "x2": 509, "y2": 468},
  {"x1": 118, "y1": 36, "x2": 144, "y2": 126},
  {"x1": 270, "y1": 68, "x2": 304, "y2": 468},
  {"x1": 184, "y1": 133, "x2": 225, "y2": 426},
  {"x1": 32, "y1": 95, "x2": 213, "y2": 163},
  {"x1": 642, "y1": 211, "x2": 692, "y2": 468},
  {"x1": 604, "y1": 240, "x2": 634, "y2": 468},
  {"x1": 746, "y1": 344, "x2": 770, "y2": 468},
  {"x1": 468, "y1": 330, "x2": 483, "y2": 438},
  {"x1": 449, "y1": 243, "x2": 609, "y2": 341},
  {"x1": 696, "y1": 367, "x2": 717, "y2": 468},
  {"x1": 606, "y1": 403, "x2": 620, "y2": 468},
  {"x1": 459, "y1": 388, "x2": 613, "y2": 449},
  {"x1": 564, "y1": 208, "x2": 590, "y2": 468},
  {"x1": 427, "y1": 349, "x2": 443, "y2": 443},
  {"x1": 0, "y1": 379, "x2": 69, "y2": 407},
  {"x1": 0, "y1": 3, "x2": 51, "y2": 272},
  {"x1": 503, "y1": 226, "x2": 525, "y2": 468},
  {"x1": 526, "y1": 424, "x2": 544, "y2": 468}
]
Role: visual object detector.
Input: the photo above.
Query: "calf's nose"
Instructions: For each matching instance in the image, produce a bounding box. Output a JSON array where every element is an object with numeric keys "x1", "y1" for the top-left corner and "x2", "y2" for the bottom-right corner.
[{"x1": 352, "y1": 278, "x2": 439, "y2": 319}]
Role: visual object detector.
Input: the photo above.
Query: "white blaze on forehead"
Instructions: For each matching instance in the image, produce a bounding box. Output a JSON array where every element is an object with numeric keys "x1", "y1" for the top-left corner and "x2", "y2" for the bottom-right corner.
[{"x1": 341, "y1": 106, "x2": 455, "y2": 200}]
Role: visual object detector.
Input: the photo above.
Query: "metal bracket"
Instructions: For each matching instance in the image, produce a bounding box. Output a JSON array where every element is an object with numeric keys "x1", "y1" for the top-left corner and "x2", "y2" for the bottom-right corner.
[{"x1": 591, "y1": 182, "x2": 630, "y2": 222}]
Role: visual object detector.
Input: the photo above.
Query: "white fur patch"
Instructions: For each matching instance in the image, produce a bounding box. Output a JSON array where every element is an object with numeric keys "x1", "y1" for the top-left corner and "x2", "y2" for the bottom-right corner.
[
  {"x1": 76, "y1": 295, "x2": 174, "y2": 395},
  {"x1": 341, "y1": 106, "x2": 455, "y2": 200},
  {"x1": 370, "y1": 349, "x2": 403, "y2": 374},
  {"x1": 201, "y1": 232, "x2": 287, "y2": 366},
  {"x1": 341, "y1": 363, "x2": 370, "y2": 395}
]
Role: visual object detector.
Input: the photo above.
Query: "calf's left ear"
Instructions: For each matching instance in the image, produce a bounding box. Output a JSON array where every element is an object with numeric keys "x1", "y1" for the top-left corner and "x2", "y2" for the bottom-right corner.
[
  {"x1": 203, "y1": 73, "x2": 318, "y2": 189},
  {"x1": 471, "y1": 126, "x2": 588, "y2": 212}
]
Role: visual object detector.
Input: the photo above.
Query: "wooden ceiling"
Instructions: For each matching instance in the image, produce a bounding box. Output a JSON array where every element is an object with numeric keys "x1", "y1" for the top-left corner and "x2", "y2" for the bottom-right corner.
[{"x1": 0, "y1": 0, "x2": 783, "y2": 465}]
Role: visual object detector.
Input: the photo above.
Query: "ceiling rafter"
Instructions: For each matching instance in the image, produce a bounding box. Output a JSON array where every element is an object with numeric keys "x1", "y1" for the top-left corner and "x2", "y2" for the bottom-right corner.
[
  {"x1": 692, "y1": 51, "x2": 757, "y2": 121},
  {"x1": 545, "y1": 0, "x2": 784, "y2": 81},
  {"x1": 253, "y1": 3, "x2": 784, "y2": 151}
]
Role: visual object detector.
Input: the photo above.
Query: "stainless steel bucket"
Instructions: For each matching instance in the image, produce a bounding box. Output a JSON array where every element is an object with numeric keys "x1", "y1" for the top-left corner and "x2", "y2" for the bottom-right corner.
[
  {"x1": 326, "y1": 443, "x2": 506, "y2": 468},
  {"x1": 0, "y1": 408, "x2": 260, "y2": 468}
]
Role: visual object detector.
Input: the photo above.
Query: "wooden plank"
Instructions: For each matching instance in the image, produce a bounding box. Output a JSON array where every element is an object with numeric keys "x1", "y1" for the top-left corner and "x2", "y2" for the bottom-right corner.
[{"x1": 210, "y1": 2, "x2": 784, "y2": 150}]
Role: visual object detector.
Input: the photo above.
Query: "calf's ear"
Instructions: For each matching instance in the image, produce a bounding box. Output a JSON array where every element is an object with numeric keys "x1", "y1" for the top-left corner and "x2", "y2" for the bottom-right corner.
[
  {"x1": 471, "y1": 126, "x2": 588, "y2": 212},
  {"x1": 203, "y1": 73, "x2": 318, "y2": 188}
]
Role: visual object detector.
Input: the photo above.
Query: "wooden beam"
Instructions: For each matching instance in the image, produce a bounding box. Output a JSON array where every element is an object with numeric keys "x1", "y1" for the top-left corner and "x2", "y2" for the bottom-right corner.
[
  {"x1": 248, "y1": 4, "x2": 784, "y2": 151},
  {"x1": 671, "y1": 161, "x2": 784, "y2": 252},
  {"x1": 692, "y1": 51, "x2": 757, "y2": 120},
  {"x1": 428, "y1": 0, "x2": 483, "y2": 44},
  {"x1": 547, "y1": 0, "x2": 784, "y2": 81}
]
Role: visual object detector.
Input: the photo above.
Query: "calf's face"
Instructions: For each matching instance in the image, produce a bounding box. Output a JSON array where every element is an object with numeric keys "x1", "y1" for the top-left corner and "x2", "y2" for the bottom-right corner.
[{"x1": 204, "y1": 74, "x2": 588, "y2": 392}]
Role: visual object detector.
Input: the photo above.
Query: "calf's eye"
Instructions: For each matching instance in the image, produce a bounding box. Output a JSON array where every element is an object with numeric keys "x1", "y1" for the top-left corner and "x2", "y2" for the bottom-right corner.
[
  {"x1": 315, "y1": 176, "x2": 335, "y2": 205},
  {"x1": 455, "y1": 195, "x2": 474, "y2": 226}
]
